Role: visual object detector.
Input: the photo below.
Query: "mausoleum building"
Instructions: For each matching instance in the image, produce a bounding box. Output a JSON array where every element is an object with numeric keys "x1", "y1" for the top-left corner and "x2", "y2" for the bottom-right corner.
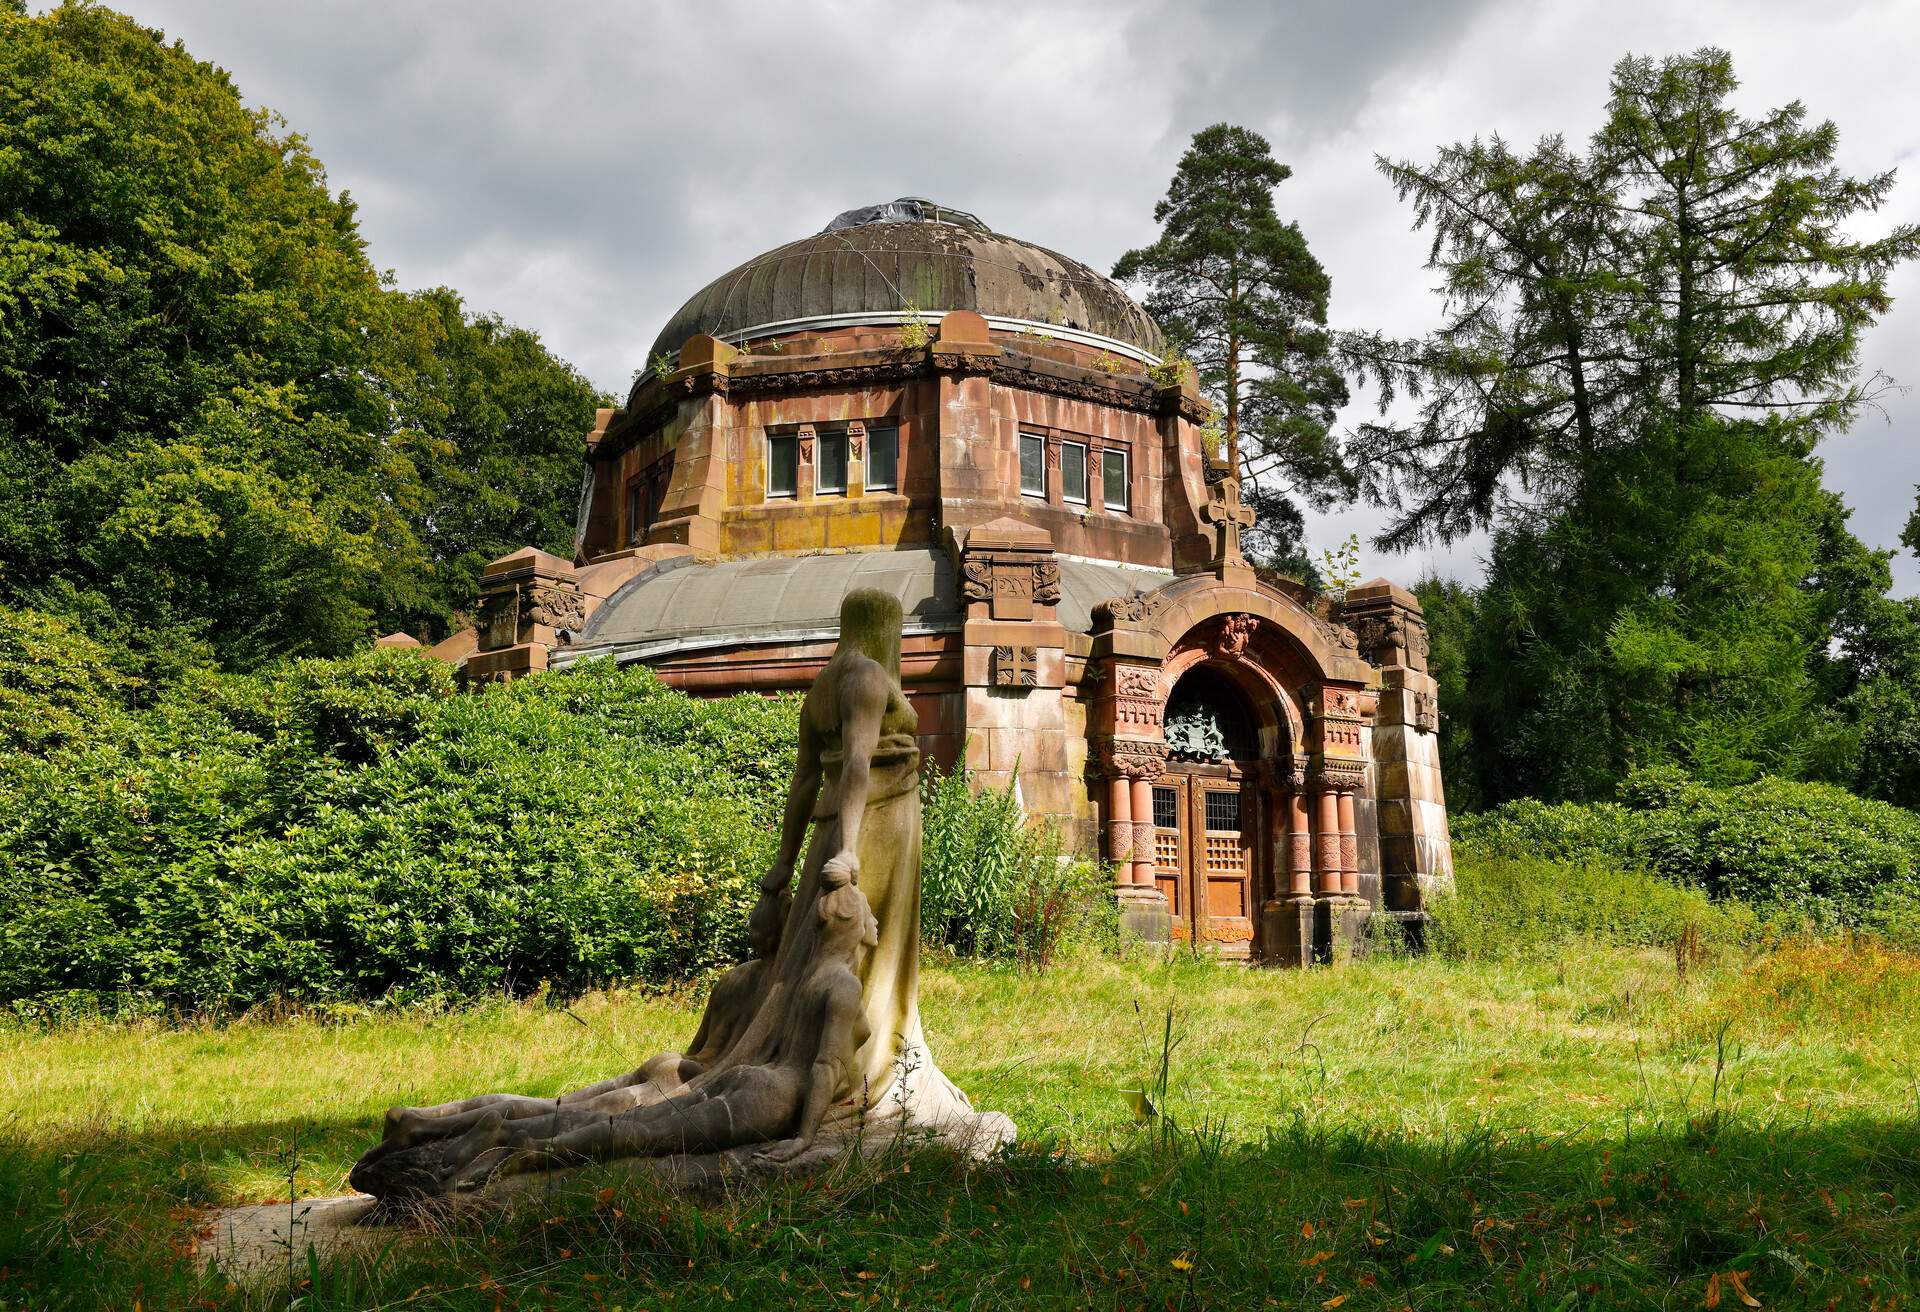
[{"x1": 452, "y1": 198, "x2": 1453, "y2": 963}]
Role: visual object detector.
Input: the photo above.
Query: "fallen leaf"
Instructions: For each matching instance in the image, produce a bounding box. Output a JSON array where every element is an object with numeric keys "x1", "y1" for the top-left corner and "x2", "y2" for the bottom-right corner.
[
  {"x1": 1301, "y1": 1251, "x2": 1335, "y2": 1268},
  {"x1": 1727, "y1": 1270, "x2": 1762, "y2": 1308},
  {"x1": 1321, "y1": 1296, "x2": 1348, "y2": 1309},
  {"x1": 1302, "y1": 1220, "x2": 1316, "y2": 1239},
  {"x1": 1705, "y1": 1272, "x2": 1723, "y2": 1309},
  {"x1": 1171, "y1": 1255, "x2": 1194, "y2": 1272}
]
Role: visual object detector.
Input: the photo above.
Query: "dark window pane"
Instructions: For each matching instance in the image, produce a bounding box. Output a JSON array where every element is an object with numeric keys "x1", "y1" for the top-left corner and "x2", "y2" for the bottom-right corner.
[
  {"x1": 1104, "y1": 447, "x2": 1129, "y2": 510},
  {"x1": 818, "y1": 429, "x2": 848, "y2": 493},
  {"x1": 768, "y1": 435, "x2": 798, "y2": 497},
  {"x1": 1153, "y1": 786, "x2": 1179, "y2": 829},
  {"x1": 626, "y1": 485, "x2": 642, "y2": 544},
  {"x1": 865, "y1": 427, "x2": 898, "y2": 490},
  {"x1": 1019, "y1": 433, "x2": 1045, "y2": 496},
  {"x1": 1205, "y1": 790, "x2": 1241, "y2": 833},
  {"x1": 1063, "y1": 442, "x2": 1088, "y2": 503}
]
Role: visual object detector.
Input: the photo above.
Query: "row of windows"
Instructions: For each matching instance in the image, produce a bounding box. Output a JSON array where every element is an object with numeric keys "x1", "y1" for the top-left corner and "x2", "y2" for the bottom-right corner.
[
  {"x1": 767, "y1": 427, "x2": 898, "y2": 499},
  {"x1": 1019, "y1": 432, "x2": 1129, "y2": 511}
]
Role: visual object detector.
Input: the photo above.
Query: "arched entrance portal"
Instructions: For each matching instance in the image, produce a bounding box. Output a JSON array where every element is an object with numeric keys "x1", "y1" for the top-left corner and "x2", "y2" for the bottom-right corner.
[{"x1": 1151, "y1": 665, "x2": 1264, "y2": 954}]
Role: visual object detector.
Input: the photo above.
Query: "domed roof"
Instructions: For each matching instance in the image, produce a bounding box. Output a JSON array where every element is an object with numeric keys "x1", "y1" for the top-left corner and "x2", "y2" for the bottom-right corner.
[{"x1": 648, "y1": 198, "x2": 1165, "y2": 364}]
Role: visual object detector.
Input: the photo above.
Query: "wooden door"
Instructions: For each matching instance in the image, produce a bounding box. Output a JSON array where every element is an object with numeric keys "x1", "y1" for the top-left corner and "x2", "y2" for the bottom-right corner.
[
  {"x1": 1150, "y1": 773, "x2": 1257, "y2": 953},
  {"x1": 1190, "y1": 779, "x2": 1255, "y2": 954}
]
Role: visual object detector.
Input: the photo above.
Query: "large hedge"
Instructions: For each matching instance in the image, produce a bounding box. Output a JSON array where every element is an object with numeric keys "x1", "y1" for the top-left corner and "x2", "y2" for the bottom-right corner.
[
  {"x1": 1454, "y1": 767, "x2": 1920, "y2": 928},
  {"x1": 0, "y1": 623, "x2": 797, "y2": 1011}
]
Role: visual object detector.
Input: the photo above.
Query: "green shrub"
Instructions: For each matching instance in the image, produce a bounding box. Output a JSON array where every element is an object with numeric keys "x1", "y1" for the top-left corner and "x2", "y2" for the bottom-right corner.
[
  {"x1": 920, "y1": 763, "x2": 1115, "y2": 966},
  {"x1": 0, "y1": 656, "x2": 797, "y2": 1010},
  {"x1": 1455, "y1": 768, "x2": 1920, "y2": 925},
  {"x1": 1429, "y1": 853, "x2": 1763, "y2": 960}
]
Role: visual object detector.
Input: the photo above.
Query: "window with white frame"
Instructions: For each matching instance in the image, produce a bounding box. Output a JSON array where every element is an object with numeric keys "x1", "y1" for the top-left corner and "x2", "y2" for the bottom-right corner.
[
  {"x1": 865, "y1": 426, "x2": 899, "y2": 490},
  {"x1": 1103, "y1": 445, "x2": 1130, "y2": 511},
  {"x1": 1062, "y1": 440, "x2": 1089, "y2": 504},
  {"x1": 1019, "y1": 432, "x2": 1046, "y2": 497}
]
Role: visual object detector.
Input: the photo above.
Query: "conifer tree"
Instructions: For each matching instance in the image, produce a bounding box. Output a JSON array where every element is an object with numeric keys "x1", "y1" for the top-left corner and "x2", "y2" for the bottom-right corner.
[{"x1": 1115, "y1": 124, "x2": 1351, "y2": 563}]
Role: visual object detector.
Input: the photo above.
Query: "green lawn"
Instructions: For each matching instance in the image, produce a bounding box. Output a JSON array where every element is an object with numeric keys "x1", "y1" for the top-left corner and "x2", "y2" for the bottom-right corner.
[{"x1": 4, "y1": 941, "x2": 1918, "y2": 1309}]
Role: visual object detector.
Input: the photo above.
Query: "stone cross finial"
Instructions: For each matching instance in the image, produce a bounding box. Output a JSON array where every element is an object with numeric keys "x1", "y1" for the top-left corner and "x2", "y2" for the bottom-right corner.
[{"x1": 1202, "y1": 473, "x2": 1255, "y2": 568}]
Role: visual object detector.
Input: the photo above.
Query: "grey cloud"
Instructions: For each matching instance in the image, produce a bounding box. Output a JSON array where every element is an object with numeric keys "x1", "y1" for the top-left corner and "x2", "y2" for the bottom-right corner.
[{"x1": 92, "y1": 1, "x2": 1920, "y2": 591}]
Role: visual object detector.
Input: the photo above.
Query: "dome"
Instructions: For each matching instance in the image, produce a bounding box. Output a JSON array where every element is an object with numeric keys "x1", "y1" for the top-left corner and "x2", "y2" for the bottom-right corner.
[{"x1": 647, "y1": 198, "x2": 1165, "y2": 364}]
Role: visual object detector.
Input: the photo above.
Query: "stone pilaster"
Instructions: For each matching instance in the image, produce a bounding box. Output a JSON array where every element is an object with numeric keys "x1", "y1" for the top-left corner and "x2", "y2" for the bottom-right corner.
[
  {"x1": 959, "y1": 518, "x2": 1069, "y2": 816},
  {"x1": 463, "y1": 547, "x2": 585, "y2": 685},
  {"x1": 1343, "y1": 579, "x2": 1455, "y2": 914}
]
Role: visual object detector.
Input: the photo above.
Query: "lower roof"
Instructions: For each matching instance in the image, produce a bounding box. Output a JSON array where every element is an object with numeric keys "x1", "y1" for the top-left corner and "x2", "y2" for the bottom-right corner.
[{"x1": 559, "y1": 548, "x2": 1170, "y2": 666}]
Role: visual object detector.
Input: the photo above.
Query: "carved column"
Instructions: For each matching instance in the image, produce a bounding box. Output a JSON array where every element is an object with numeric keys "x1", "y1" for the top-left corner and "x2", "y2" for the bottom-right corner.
[
  {"x1": 959, "y1": 518, "x2": 1067, "y2": 814},
  {"x1": 1286, "y1": 763, "x2": 1313, "y2": 898},
  {"x1": 1106, "y1": 772, "x2": 1133, "y2": 889},
  {"x1": 1130, "y1": 775, "x2": 1155, "y2": 889},
  {"x1": 1337, "y1": 789, "x2": 1360, "y2": 897},
  {"x1": 1259, "y1": 757, "x2": 1320, "y2": 968},
  {"x1": 1314, "y1": 783, "x2": 1342, "y2": 898}
]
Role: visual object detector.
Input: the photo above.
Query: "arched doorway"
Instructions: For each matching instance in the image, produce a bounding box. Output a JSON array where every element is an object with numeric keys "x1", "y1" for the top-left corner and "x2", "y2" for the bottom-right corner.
[{"x1": 1150, "y1": 665, "x2": 1264, "y2": 955}]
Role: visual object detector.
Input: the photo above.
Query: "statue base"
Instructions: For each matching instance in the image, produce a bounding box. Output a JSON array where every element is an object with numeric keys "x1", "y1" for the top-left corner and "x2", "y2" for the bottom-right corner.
[{"x1": 199, "y1": 1111, "x2": 1016, "y2": 1280}]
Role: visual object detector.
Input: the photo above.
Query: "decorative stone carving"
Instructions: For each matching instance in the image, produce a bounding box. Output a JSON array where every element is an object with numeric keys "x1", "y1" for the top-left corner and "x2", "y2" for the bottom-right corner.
[
  {"x1": 1032, "y1": 560, "x2": 1061, "y2": 606},
  {"x1": 1094, "y1": 589, "x2": 1169, "y2": 627},
  {"x1": 1112, "y1": 665, "x2": 1162, "y2": 730},
  {"x1": 960, "y1": 558, "x2": 994, "y2": 604},
  {"x1": 992, "y1": 645, "x2": 1038, "y2": 687},
  {"x1": 528, "y1": 583, "x2": 586, "y2": 633},
  {"x1": 1101, "y1": 735, "x2": 1168, "y2": 781},
  {"x1": 1311, "y1": 614, "x2": 1361, "y2": 653},
  {"x1": 1217, "y1": 613, "x2": 1258, "y2": 660},
  {"x1": 848, "y1": 423, "x2": 865, "y2": 458},
  {"x1": 1165, "y1": 703, "x2": 1230, "y2": 762},
  {"x1": 1201, "y1": 474, "x2": 1256, "y2": 569},
  {"x1": 1413, "y1": 690, "x2": 1440, "y2": 734},
  {"x1": 478, "y1": 588, "x2": 519, "y2": 651},
  {"x1": 798, "y1": 430, "x2": 814, "y2": 466},
  {"x1": 348, "y1": 590, "x2": 1009, "y2": 1204},
  {"x1": 1314, "y1": 757, "x2": 1369, "y2": 791}
]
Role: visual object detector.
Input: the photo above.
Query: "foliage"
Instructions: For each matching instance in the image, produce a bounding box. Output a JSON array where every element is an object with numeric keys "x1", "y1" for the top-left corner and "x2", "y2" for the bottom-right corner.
[
  {"x1": 1352, "y1": 49, "x2": 1920, "y2": 806},
  {"x1": 0, "y1": 6, "x2": 605, "y2": 669},
  {"x1": 1455, "y1": 768, "x2": 1920, "y2": 925},
  {"x1": 1428, "y1": 853, "x2": 1762, "y2": 961},
  {"x1": 0, "y1": 652, "x2": 796, "y2": 1010},
  {"x1": 920, "y1": 762, "x2": 1115, "y2": 967},
  {"x1": 1115, "y1": 123, "x2": 1353, "y2": 569}
]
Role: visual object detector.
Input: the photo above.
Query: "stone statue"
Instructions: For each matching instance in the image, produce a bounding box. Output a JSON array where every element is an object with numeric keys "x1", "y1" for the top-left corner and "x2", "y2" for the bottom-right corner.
[{"x1": 350, "y1": 588, "x2": 1000, "y2": 1205}]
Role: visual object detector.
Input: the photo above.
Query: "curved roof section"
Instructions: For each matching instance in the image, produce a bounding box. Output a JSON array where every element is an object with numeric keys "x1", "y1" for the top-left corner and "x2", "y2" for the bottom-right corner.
[
  {"x1": 647, "y1": 199, "x2": 1165, "y2": 363},
  {"x1": 562, "y1": 548, "x2": 1171, "y2": 664}
]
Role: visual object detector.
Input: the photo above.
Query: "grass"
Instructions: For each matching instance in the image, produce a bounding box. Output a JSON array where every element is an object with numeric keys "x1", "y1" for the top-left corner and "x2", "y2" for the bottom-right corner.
[{"x1": 3, "y1": 939, "x2": 1919, "y2": 1309}]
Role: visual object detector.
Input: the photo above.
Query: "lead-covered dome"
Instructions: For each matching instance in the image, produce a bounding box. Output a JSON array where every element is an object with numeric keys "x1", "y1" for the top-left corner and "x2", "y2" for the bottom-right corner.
[{"x1": 648, "y1": 198, "x2": 1165, "y2": 363}]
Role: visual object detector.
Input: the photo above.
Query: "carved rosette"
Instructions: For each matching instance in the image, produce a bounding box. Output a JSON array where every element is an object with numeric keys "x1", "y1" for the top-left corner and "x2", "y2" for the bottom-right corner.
[
  {"x1": 528, "y1": 582, "x2": 586, "y2": 633},
  {"x1": 1092, "y1": 589, "x2": 1169, "y2": 629},
  {"x1": 1217, "y1": 612, "x2": 1257, "y2": 660}
]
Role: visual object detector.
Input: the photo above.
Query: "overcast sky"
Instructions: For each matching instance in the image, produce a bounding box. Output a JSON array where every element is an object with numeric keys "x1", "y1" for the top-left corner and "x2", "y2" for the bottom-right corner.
[{"x1": 101, "y1": 0, "x2": 1920, "y2": 593}]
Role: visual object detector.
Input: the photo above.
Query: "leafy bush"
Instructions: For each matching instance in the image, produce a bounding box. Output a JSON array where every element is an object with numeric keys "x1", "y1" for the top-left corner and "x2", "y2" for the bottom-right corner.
[
  {"x1": 1455, "y1": 768, "x2": 1920, "y2": 925},
  {"x1": 920, "y1": 764, "x2": 1115, "y2": 967},
  {"x1": 0, "y1": 654, "x2": 796, "y2": 1010},
  {"x1": 1428, "y1": 853, "x2": 1762, "y2": 960}
]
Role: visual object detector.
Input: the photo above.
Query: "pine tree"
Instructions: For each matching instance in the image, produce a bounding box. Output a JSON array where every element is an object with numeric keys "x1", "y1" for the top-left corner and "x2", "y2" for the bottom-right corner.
[{"x1": 1115, "y1": 124, "x2": 1351, "y2": 562}]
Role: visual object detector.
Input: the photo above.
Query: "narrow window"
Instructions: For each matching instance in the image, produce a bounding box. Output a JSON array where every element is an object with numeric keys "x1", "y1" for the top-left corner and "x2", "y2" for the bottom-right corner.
[
  {"x1": 1062, "y1": 440, "x2": 1088, "y2": 505},
  {"x1": 865, "y1": 426, "x2": 899, "y2": 490},
  {"x1": 1103, "y1": 445, "x2": 1130, "y2": 511},
  {"x1": 817, "y1": 429, "x2": 849, "y2": 495},
  {"x1": 767, "y1": 434, "x2": 798, "y2": 498},
  {"x1": 1019, "y1": 432, "x2": 1046, "y2": 497},
  {"x1": 649, "y1": 467, "x2": 668, "y2": 526},
  {"x1": 625, "y1": 483, "x2": 642, "y2": 545}
]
